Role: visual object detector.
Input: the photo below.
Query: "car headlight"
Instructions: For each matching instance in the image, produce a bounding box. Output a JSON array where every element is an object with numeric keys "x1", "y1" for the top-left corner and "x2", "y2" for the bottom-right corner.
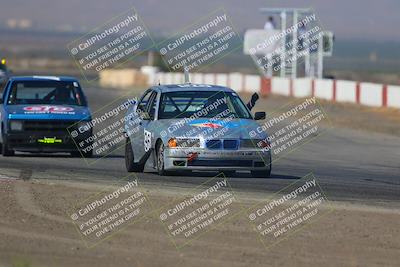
[
  {"x1": 241, "y1": 139, "x2": 271, "y2": 149},
  {"x1": 168, "y1": 138, "x2": 200, "y2": 148},
  {"x1": 10, "y1": 121, "x2": 23, "y2": 131}
]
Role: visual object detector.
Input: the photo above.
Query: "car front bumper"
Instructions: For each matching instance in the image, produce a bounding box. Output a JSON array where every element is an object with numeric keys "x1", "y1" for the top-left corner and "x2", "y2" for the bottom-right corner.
[
  {"x1": 164, "y1": 147, "x2": 271, "y2": 171},
  {"x1": 6, "y1": 131, "x2": 90, "y2": 153}
]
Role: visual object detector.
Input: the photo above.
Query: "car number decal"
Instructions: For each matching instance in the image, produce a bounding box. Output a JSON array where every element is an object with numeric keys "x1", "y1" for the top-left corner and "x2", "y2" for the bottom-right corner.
[
  {"x1": 23, "y1": 106, "x2": 74, "y2": 113},
  {"x1": 144, "y1": 129, "x2": 152, "y2": 152}
]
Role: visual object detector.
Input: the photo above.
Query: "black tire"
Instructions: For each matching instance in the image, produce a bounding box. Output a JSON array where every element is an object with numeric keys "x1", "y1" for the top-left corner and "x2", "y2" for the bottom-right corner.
[
  {"x1": 1, "y1": 135, "x2": 14, "y2": 156},
  {"x1": 82, "y1": 150, "x2": 93, "y2": 158},
  {"x1": 70, "y1": 151, "x2": 80, "y2": 157},
  {"x1": 156, "y1": 142, "x2": 170, "y2": 176},
  {"x1": 71, "y1": 150, "x2": 93, "y2": 158},
  {"x1": 251, "y1": 157, "x2": 272, "y2": 178},
  {"x1": 221, "y1": 170, "x2": 235, "y2": 177},
  {"x1": 125, "y1": 138, "x2": 144, "y2": 172}
]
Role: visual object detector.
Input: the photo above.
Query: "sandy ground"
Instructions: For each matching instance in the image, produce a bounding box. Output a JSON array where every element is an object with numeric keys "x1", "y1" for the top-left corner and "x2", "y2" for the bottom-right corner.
[{"x1": 0, "y1": 179, "x2": 399, "y2": 267}]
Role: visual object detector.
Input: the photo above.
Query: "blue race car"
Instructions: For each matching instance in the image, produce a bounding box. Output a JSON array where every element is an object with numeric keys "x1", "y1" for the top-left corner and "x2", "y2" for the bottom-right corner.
[{"x1": 0, "y1": 76, "x2": 92, "y2": 157}]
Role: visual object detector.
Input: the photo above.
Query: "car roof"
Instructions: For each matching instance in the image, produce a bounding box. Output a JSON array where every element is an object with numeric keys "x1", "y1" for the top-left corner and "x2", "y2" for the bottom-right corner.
[
  {"x1": 8, "y1": 76, "x2": 79, "y2": 82},
  {"x1": 152, "y1": 84, "x2": 235, "y2": 93}
]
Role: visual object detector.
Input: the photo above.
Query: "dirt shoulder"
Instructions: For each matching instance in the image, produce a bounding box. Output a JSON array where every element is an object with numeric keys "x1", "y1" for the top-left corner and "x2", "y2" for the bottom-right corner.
[
  {"x1": 243, "y1": 94, "x2": 400, "y2": 137},
  {"x1": 0, "y1": 179, "x2": 398, "y2": 267}
]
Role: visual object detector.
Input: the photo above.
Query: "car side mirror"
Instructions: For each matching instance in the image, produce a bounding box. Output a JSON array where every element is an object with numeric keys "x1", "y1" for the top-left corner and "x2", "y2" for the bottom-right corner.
[
  {"x1": 246, "y1": 93, "x2": 259, "y2": 111},
  {"x1": 254, "y1": 111, "x2": 266, "y2": 120}
]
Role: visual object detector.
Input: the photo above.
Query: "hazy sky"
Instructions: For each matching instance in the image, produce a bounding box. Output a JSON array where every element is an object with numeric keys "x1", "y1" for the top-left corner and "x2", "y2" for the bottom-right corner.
[{"x1": 1, "y1": 0, "x2": 400, "y2": 41}]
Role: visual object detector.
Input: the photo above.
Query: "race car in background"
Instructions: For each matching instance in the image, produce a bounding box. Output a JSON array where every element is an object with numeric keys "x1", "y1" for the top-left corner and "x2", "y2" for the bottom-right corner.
[
  {"x1": 0, "y1": 58, "x2": 11, "y2": 85},
  {"x1": 124, "y1": 84, "x2": 272, "y2": 177},
  {"x1": 0, "y1": 76, "x2": 93, "y2": 157}
]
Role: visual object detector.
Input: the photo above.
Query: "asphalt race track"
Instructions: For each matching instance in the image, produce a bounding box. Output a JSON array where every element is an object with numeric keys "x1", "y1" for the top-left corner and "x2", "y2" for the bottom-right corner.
[{"x1": 1, "y1": 86, "x2": 399, "y2": 205}]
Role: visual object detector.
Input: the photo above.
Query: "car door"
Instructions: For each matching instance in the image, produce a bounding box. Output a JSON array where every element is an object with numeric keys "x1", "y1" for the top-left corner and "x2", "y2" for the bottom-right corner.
[
  {"x1": 134, "y1": 90, "x2": 158, "y2": 161},
  {"x1": 0, "y1": 81, "x2": 10, "y2": 142}
]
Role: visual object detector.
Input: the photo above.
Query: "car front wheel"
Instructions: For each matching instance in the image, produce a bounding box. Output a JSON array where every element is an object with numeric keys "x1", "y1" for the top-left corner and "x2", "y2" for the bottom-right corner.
[
  {"x1": 1, "y1": 134, "x2": 14, "y2": 156},
  {"x1": 156, "y1": 142, "x2": 170, "y2": 176}
]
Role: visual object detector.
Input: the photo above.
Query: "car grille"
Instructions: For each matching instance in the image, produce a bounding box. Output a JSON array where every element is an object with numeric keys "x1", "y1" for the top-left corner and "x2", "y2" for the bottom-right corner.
[
  {"x1": 206, "y1": 139, "x2": 222, "y2": 149},
  {"x1": 22, "y1": 120, "x2": 77, "y2": 132},
  {"x1": 205, "y1": 139, "x2": 238, "y2": 150},
  {"x1": 187, "y1": 159, "x2": 252, "y2": 167}
]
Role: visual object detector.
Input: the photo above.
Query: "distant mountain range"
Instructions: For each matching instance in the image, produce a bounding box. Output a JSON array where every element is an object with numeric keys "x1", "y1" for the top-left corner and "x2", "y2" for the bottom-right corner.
[{"x1": 1, "y1": 0, "x2": 400, "y2": 41}]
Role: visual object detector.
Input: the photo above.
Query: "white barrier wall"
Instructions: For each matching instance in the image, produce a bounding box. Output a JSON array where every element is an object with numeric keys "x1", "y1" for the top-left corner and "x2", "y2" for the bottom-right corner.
[
  {"x1": 172, "y1": 73, "x2": 184, "y2": 84},
  {"x1": 336, "y1": 80, "x2": 357, "y2": 103},
  {"x1": 271, "y1": 77, "x2": 290, "y2": 96},
  {"x1": 387, "y1": 85, "x2": 400, "y2": 108},
  {"x1": 244, "y1": 75, "x2": 260, "y2": 93},
  {"x1": 293, "y1": 78, "x2": 312, "y2": 97},
  {"x1": 203, "y1": 73, "x2": 215, "y2": 85},
  {"x1": 216, "y1": 74, "x2": 229, "y2": 87},
  {"x1": 314, "y1": 79, "x2": 333, "y2": 100},
  {"x1": 360, "y1": 82, "x2": 382, "y2": 107},
  {"x1": 155, "y1": 72, "x2": 163, "y2": 84},
  {"x1": 229, "y1": 73, "x2": 244, "y2": 92},
  {"x1": 192, "y1": 73, "x2": 204, "y2": 84},
  {"x1": 164, "y1": 72, "x2": 174, "y2": 84},
  {"x1": 140, "y1": 66, "x2": 159, "y2": 85},
  {"x1": 150, "y1": 72, "x2": 400, "y2": 110}
]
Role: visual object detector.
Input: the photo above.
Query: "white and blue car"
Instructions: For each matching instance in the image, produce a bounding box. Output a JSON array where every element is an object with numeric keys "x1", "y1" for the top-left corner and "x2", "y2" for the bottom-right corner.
[
  {"x1": 124, "y1": 83, "x2": 272, "y2": 177},
  {"x1": 0, "y1": 76, "x2": 92, "y2": 156}
]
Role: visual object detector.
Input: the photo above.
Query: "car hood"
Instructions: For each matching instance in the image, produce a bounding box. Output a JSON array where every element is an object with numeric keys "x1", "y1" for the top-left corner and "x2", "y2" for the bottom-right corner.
[
  {"x1": 5, "y1": 104, "x2": 91, "y2": 121},
  {"x1": 157, "y1": 118, "x2": 267, "y2": 140}
]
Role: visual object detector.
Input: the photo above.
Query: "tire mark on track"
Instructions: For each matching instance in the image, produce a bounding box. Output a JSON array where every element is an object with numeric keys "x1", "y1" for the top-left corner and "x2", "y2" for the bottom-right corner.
[{"x1": 14, "y1": 180, "x2": 70, "y2": 224}]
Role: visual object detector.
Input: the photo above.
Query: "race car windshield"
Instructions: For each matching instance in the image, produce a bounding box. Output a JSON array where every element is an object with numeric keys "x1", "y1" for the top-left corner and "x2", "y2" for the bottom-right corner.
[
  {"x1": 7, "y1": 81, "x2": 86, "y2": 106},
  {"x1": 158, "y1": 91, "x2": 252, "y2": 119}
]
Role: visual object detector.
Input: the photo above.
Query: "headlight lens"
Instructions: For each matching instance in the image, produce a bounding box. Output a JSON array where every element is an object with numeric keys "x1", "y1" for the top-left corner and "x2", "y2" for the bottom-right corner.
[
  {"x1": 10, "y1": 121, "x2": 23, "y2": 131},
  {"x1": 241, "y1": 139, "x2": 271, "y2": 149},
  {"x1": 168, "y1": 138, "x2": 200, "y2": 148}
]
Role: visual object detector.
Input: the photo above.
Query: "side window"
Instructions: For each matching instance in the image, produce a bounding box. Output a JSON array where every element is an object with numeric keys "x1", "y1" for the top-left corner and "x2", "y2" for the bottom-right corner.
[
  {"x1": 148, "y1": 92, "x2": 158, "y2": 120},
  {"x1": 137, "y1": 90, "x2": 152, "y2": 113}
]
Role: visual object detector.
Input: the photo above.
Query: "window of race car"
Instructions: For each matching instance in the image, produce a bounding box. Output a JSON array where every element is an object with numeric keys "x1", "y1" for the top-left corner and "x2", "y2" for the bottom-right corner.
[
  {"x1": 6, "y1": 81, "x2": 86, "y2": 106},
  {"x1": 138, "y1": 90, "x2": 252, "y2": 120}
]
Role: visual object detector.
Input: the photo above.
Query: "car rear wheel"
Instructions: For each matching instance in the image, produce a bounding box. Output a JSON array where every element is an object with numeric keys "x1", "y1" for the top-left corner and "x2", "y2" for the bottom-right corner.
[
  {"x1": 125, "y1": 138, "x2": 144, "y2": 172},
  {"x1": 1, "y1": 135, "x2": 14, "y2": 156},
  {"x1": 156, "y1": 142, "x2": 170, "y2": 176}
]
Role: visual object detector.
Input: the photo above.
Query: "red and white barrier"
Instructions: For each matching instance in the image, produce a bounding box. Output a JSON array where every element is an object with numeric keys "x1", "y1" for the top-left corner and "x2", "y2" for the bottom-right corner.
[
  {"x1": 336, "y1": 80, "x2": 357, "y2": 104},
  {"x1": 313, "y1": 79, "x2": 334, "y2": 101},
  {"x1": 387, "y1": 85, "x2": 400, "y2": 108},
  {"x1": 153, "y1": 71, "x2": 400, "y2": 109},
  {"x1": 271, "y1": 77, "x2": 290, "y2": 96}
]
